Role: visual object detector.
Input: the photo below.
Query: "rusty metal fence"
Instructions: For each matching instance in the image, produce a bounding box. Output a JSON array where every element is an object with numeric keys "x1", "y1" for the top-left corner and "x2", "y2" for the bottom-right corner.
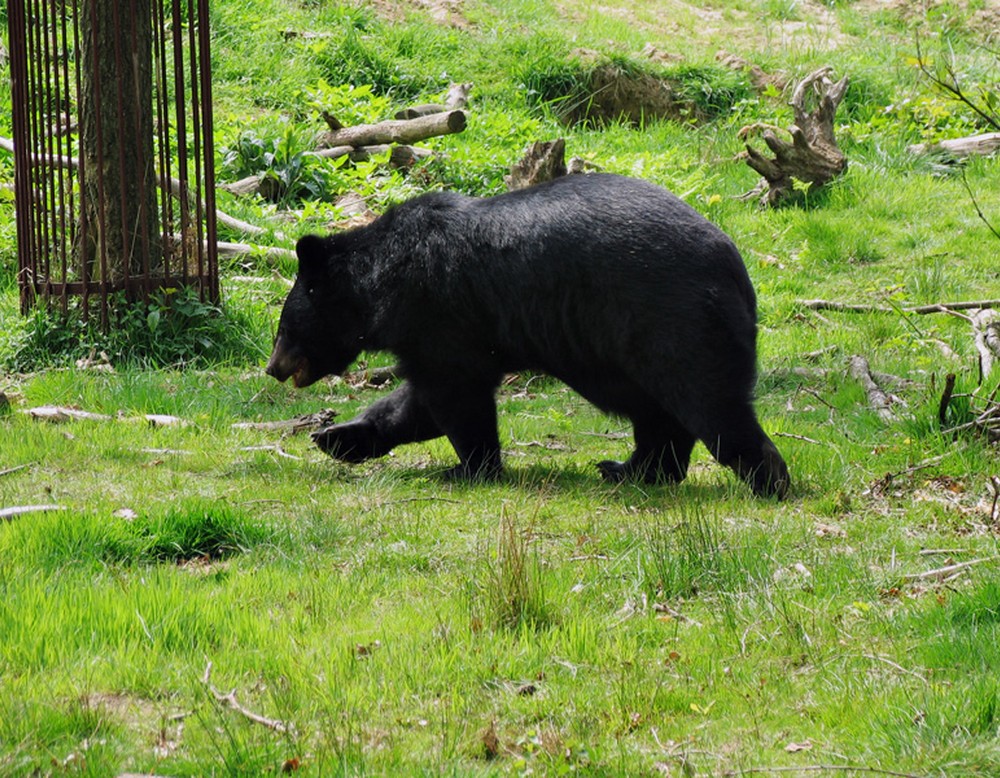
[{"x1": 7, "y1": 0, "x2": 218, "y2": 325}]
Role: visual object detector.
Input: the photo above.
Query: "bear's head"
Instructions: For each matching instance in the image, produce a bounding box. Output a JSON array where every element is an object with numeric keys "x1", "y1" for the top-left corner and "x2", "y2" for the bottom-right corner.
[{"x1": 266, "y1": 234, "x2": 367, "y2": 388}]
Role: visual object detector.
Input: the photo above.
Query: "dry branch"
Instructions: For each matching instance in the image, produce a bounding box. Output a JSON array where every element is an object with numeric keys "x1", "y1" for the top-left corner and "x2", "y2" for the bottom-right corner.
[
  {"x1": 938, "y1": 372, "x2": 957, "y2": 426},
  {"x1": 317, "y1": 110, "x2": 467, "y2": 149},
  {"x1": 232, "y1": 409, "x2": 339, "y2": 433},
  {"x1": 847, "y1": 356, "x2": 896, "y2": 421},
  {"x1": 1, "y1": 505, "x2": 66, "y2": 521},
  {"x1": 740, "y1": 67, "x2": 849, "y2": 206},
  {"x1": 202, "y1": 662, "x2": 294, "y2": 734},
  {"x1": 972, "y1": 309, "x2": 1000, "y2": 378},
  {"x1": 902, "y1": 556, "x2": 1000, "y2": 583},
  {"x1": 799, "y1": 298, "x2": 1000, "y2": 315}
]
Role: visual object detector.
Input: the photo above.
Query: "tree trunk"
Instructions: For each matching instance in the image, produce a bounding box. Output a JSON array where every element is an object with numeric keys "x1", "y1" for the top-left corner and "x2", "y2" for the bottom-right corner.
[{"x1": 78, "y1": 0, "x2": 161, "y2": 286}]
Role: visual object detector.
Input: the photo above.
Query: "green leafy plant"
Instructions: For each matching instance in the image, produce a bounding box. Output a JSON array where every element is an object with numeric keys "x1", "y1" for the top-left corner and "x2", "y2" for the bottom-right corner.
[
  {"x1": 302, "y1": 80, "x2": 393, "y2": 127},
  {"x1": 5, "y1": 286, "x2": 269, "y2": 371}
]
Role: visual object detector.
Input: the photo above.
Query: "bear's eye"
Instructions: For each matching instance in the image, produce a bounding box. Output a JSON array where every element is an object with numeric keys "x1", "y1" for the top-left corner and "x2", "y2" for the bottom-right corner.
[{"x1": 307, "y1": 287, "x2": 315, "y2": 296}]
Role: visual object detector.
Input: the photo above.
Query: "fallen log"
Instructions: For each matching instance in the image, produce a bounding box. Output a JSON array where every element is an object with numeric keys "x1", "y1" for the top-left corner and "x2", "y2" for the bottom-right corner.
[
  {"x1": 394, "y1": 82, "x2": 472, "y2": 119},
  {"x1": 317, "y1": 110, "x2": 467, "y2": 149},
  {"x1": 213, "y1": 241, "x2": 296, "y2": 262},
  {"x1": 908, "y1": 132, "x2": 1000, "y2": 158}
]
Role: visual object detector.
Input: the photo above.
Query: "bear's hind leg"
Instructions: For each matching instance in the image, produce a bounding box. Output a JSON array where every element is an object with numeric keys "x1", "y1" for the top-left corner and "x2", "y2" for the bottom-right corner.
[
  {"x1": 597, "y1": 411, "x2": 696, "y2": 485},
  {"x1": 312, "y1": 381, "x2": 443, "y2": 463}
]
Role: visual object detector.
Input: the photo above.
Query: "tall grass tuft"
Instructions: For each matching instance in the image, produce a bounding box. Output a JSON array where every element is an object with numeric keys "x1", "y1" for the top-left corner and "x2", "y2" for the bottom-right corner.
[
  {"x1": 642, "y1": 504, "x2": 777, "y2": 600},
  {"x1": 469, "y1": 505, "x2": 553, "y2": 632}
]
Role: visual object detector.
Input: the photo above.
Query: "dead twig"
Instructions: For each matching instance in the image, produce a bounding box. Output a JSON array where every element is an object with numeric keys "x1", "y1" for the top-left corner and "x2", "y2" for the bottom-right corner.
[
  {"x1": 861, "y1": 653, "x2": 928, "y2": 684},
  {"x1": 0, "y1": 464, "x2": 31, "y2": 478},
  {"x1": 1, "y1": 505, "x2": 66, "y2": 521},
  {"x1": 962, "y1": 165, "x2": 1000, "y2": 244},
  {"x1": 726, "y1": 766, "x2": 925, "y2": 778},
  {"x1": 901, "y1": 555, "x2": 1000, "y2": 583},
  {"x1": 202, "y1": 662, "x2": 294, "y2": 735},
  {"x1": 799, "y1": 298, "x2": 1000, "y2": 315},
  {"x1": 240, "y1": 445, "x2": 303, "y2": 461},
  {"x1": 774, "y1": 432, "x2": 823, "y2": 445}
]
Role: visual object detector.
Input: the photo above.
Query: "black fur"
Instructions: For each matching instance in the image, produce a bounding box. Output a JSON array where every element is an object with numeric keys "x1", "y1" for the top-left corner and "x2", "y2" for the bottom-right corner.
[{"x1": 266, "y1": 173, "x2": 789, "y2": 497}]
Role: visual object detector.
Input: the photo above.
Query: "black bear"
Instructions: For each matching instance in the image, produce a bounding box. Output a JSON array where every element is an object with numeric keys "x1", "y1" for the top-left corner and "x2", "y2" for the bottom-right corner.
[{"x1": 266, "y1": 173, "x2": 789, "y2": 498}]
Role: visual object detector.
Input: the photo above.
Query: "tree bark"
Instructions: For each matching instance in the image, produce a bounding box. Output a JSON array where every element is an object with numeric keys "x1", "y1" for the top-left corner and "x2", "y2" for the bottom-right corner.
[{"x1": 78, "y1": 0, "x2": 161, "y2": 284}]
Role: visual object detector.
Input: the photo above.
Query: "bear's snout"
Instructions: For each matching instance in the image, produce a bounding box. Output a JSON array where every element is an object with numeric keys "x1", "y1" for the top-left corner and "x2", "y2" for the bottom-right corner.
[{"x1": 266, "y1": 335, "x2": 309, "y2": 385}]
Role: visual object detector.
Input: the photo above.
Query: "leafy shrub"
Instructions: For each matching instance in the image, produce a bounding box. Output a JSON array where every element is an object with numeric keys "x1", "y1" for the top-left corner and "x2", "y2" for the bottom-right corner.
[
  {"x1": 312, "y1": 25, "x2": 430, "y2": 100},
  {"x1": 4, "y1": 286, "x2": 270, "y2": 371},
  {"x1": 302, "y1": 81, "x2": 393, "y2": 127},
  {"x1": 663, "y1": 63, "x2": 754, "y2": 118},
  {"x1": 518, "y1": 53, "x2": 752, "y2": 126},
  {"x1": 220, "y1": 124, "x2": 338, "y2": 206}
]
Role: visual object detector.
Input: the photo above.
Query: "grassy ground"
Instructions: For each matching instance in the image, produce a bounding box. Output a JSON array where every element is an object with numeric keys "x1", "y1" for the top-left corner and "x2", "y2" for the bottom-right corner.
[{"x1": 2, "y1": 0, "x2": 1000, "y2": 775}]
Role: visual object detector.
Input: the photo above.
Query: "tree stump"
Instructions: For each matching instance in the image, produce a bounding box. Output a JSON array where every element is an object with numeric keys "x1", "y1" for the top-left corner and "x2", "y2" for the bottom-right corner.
[
  {"x1": 505, "y1": 139, "x2": 567, "y2": 191},
  {"x1": 740, "y1": 67, "x2": 849, "y2": 206}
]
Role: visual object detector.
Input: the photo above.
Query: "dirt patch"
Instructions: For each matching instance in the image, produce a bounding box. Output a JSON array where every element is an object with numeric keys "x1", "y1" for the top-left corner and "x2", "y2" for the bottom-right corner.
[
  {"x1": 534, "y1": 50, "x2": 752, "y2": 127},
  {"x1": 854, "y1": 0, "x2": 1000, "y2": 35},
  {"x1": 558, "y1": 62, "x2": 696, "y2": 126},
  {"x1": 367, "y1": 0, "x2": 470, "y2": 28}
]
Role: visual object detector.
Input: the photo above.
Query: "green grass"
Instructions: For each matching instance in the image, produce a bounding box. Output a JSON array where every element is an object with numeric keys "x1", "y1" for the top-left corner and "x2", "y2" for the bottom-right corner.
[{"x1": 3, "y1": 0, "x2": 1000, "y2": 774}]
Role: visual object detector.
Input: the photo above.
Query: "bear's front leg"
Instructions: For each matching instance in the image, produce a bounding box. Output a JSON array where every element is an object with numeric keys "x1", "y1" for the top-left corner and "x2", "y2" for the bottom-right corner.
[
  {"x1": 597, "y1": 410, "x2": 697, "y2": 485},
  {"x1": 312, "y1": 381, "x2": 443, "y2": 463},
  {"x1": 420, "y1": 384, "x2": 503, "y2": 481}
]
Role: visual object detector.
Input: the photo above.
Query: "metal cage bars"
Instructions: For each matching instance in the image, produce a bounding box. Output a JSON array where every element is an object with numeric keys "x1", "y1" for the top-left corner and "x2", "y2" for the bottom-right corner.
[{"x1": 8, "y1": 0, "x2": 218, "y2": 325}]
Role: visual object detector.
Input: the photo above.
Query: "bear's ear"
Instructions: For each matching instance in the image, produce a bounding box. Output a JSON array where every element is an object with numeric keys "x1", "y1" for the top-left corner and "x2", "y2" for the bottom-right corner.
[{"x1": 295, "y1": 234, "x2": 328, "y2": 278}]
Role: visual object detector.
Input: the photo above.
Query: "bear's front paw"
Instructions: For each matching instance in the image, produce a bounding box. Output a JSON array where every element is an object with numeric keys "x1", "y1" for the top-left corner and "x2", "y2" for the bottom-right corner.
[
  {"x1": 596, "y1": 459, "x2": 629, "y2": 484},
  {"x1": 441, "y1": 459, "x2": 503, "y2": 482},
  {"x1": 311, "y1": 421, "x2": 381, "y2": 463}
]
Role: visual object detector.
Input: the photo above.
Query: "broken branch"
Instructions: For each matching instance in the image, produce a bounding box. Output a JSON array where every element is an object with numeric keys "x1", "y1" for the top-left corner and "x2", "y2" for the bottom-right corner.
[
  {"x1": 1, "y1": 505, "x2": 66, "y2": 521},
  {"x1": 202, "y1": 662, "x2": 294, "y2": 735},
  {"x1": 798, "y1": 298, "x2": 1000, "y2": 315},
  {"x1": 847, "y1": 356, "x2": 896, "y2": 421},
  {"x1": 902, "y1": 556, "x2": 1000, "y2": 583}
]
